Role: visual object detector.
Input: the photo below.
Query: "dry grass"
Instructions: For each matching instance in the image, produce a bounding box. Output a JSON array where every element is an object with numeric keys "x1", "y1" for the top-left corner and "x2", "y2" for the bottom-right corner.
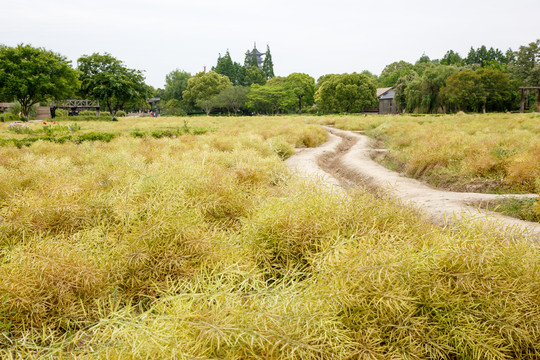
[
  {"x1": 311, "y1": 113, "x2": 540, "y2": 194},
  {"x1": 1, "y1": 116, "x2": 540, "y2": 359}
]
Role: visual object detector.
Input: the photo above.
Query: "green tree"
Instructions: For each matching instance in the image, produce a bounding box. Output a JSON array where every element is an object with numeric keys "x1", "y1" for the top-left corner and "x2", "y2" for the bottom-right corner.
[
  {"x1": 0, "y1": 44, "x2": 79, "y2": 120},
  {"x1": 509, "y1": 40, "x2": 540, "y2": 86},
  {"x1": 246, "y1": 82, "x2": 295, "y2": 115},
  {"x1": 162, "y1": 69, "x2": 191, "y2": 102},
  {"x1": 316, "y1": 74, "x2": 337, "y2": 91},
  {"x1": 182, "y1": 71, "x2": 232, "y2": 113},
  {"x1": 440, "y1": 70, "x2": 484, "y2": 112},
  {"x1": 244, "y1": 49, "x2": 258, "y2": 68},
  {"x1": 394, "y1": 71, "x2": 419, "y2": 112},
  {"x1": 78, "y1": 53, "x2": 148, "y2": 120},
  {"x1": 285, "y1": 73, "x2": 315, "y2": 113},
  {"x1": 162, "y1": 99, "x2": 186, "y2": 116},
  {"x1": 244, "y1": 67, "x2": 266, "y2": 86},
  {"x1": 262, "y1": 45, "x2": 274, "y2": 79},
  {"x1": 440, "y1": 50, "x2": 463, "y2": 66},
  {"x1": 378, "y1": 61, "x2": 414, "y2": 87},
  {"x1": 418, "y1": 65, "x2": 458, "y2": 113},
  {"x1": 476, "y1": 68, "x2": 513, "y2": 112},
  {"x1": 214, "y1": 86, "x2": 250, "y2": 115},
  {"x1": 316, "y1": 73, "x2": 378, "y2": 113}
]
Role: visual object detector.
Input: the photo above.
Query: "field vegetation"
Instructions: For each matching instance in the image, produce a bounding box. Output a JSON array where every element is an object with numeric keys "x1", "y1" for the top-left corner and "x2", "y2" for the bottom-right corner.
[
  {"x1": 313, "y1": 113, "x2": 540, "y2": 220},
  {"x1": 1, "y1": 116, "x2": 540, "y2": 358}
]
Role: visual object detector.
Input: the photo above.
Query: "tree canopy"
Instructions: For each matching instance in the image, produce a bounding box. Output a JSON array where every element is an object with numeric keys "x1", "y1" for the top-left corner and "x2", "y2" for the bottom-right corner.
[
  {"x1": 316, "y1": 73, "x2": 378, "y2": 113},
  {"x1": 162, "y1": 69, "x2": 191, "y2": 102},
  {"x1": 262, "y1": 45, "x2": 274, "y2": 79},
  {"x1": 285, "y1": 73, "x2": 315, "y2": 113},
  {"x1": 0, "y1": 44, "x2": 79, "y2": 120},
  {"x1": 78, "y1": 53, "x2": 148, "y2": 120},
  {"x1": 246, "y1": 79, "x2": 295, "y2": 115},
  {"x1": 182, "y1": 71, "x2": 232, "y2": 114},
  {"x1": 440, "y1": 68, "x2": 513, "y2": 112}
]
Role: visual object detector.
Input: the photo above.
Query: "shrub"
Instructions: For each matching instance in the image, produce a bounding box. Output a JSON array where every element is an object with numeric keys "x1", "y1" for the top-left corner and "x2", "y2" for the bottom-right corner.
[
  {"x1": 55, "y1": 109, "x2": 68, "y2": 117},
  {"x1": 79, "y1": 110, "x2": 96, "y2": 116},
  {"x1": 75, "y1": 132, "x2": 116, "y2": 143}
]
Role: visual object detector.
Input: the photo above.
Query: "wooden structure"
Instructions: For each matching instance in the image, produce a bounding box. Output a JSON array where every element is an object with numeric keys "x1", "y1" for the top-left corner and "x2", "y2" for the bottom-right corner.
[
  {"x1": 519, "y1": 87, "x2": 540, "y2": 113},
  {"x1": 50, "y1": 100, "x2": 100, "y2": 117},
  {"x1": 377, "y1": 87, "x2": 398, "y2": 114},
  {"x1": 148, "y1": 98, "x2": 160, "y2": 113}
]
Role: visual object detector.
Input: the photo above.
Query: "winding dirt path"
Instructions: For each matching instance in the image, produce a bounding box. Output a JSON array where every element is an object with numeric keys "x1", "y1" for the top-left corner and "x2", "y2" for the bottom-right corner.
[{"x1": 286, "y1": 126, "x2": 540, "y2": 240}]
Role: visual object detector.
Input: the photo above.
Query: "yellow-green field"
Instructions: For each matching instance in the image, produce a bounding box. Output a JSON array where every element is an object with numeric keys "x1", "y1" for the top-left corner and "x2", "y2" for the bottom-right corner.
[
  {"x1": 314, "y1": 113, "x2": 540, "y2": 193},
  {"x1": 311, "y1": 113, "x2": 540, "y2": 221},
  {"x1": 1, "y1": 116, "x2": 540, "y2": 359}
]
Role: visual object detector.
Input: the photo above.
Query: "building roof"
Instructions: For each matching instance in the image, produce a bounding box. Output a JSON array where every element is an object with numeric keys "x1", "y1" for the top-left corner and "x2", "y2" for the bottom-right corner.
[{"x1": 376, "y1": 87, "x2": 393, "y2": 97}]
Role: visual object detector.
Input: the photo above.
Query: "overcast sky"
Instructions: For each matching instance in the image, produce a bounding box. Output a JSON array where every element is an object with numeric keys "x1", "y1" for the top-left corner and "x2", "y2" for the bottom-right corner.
[{"x1": 1, "y1": 0, "x2": 539, "y2": 88}]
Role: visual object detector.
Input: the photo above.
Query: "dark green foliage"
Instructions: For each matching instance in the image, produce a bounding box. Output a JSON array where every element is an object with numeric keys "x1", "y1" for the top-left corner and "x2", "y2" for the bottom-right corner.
[
  {"x1": 378, "y1": 61, "x2": 414, "y2": 87},
  {"x1": 316, "y1": 73, "x2": 378, "y2": 113},
  {"x1": 244, "y1": 67, "x2": 266, "y2": 86},
  {"x1": 262, "y1": 45, "x2": 274, "y2": 79},
  {"x1": 161, "y1": 70, "x2": 191, "y2": 102},
  {"x1": 78, "y1": 53, "x2": 149, "y2": 120},
  {"x1": 440, "y1": 50, "x2": 463, "y2": 66},
  {"x1": 246, "y1": 80, "x2": 295, "y2": 115},
  {"x1": 182, "y1": 71, "x2": 232, "y2": 113},
  {"x1": 213, "y1": 86, "x2": 250, "y2": 115},
  {"x1": 213, "y1": 51, "x2": 242, "y2": 85},
  {"x1": 0, "y1": 44, "x2": 79, "y2": 120},
  {"x1": 129, "y1": 126, "x2": 212, "y2": 138},
  {"x1": 397, "y1": 66, "x2": 458, "y2": 113},
  {"x1": 509, "y1": 40, "x2": 540, "y2": 86},
  {"x1": 440, "y1": 68, "x2": 514, "y2": 112},
  {"x1": 0, "y1": 131, "x2": 117, "y2": 148},
  {"x1": 465, "y1": 45, "x2": 511, "y2": 67},
  {"x1": 244, "y1": 50, "x2": 258, "y2": 68},
  {"x1": 74, "y1": 132, "x2": 116, "y2": 143},
  {"x1": 285, "y1": 73, "x2": 315, "y2": 113}
]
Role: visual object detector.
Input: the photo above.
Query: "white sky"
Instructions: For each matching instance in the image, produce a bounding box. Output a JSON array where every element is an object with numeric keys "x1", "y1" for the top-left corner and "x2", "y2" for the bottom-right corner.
[{"x1": 1, "y1": 0, "x2": 539, "y2": 88}]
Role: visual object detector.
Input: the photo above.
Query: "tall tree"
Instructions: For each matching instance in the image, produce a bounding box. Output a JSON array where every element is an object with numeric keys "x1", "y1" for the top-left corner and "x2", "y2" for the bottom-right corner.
[
  {"x1": 262, "y1": 45, "x2": 274, "y2": 79},
  {"x1": 162, "y1": 69, "x2": 191, "y2": 102},
  {"x1": 246, "y1": 82, "x2": 295, "y2": 115},
  {"x1": 78, "y1": 53, "x2": 148, "y2": 120},
  {"x1": 378, "y1": 61, "x2": 414, "y2": 87},
  {"x1": 440, "y1": 70, "x2": 484, "y2": 112},
  {"x1": 244, "y1": 67, "x2": 266, "y2": 86},
  {"x1": 213, "y1": 51, "x2": 235, "y2": 82},
  {"x1": 477, "y1": 68, "x2": 513, "y2": 112},
  {"x1": 182, "y1": 71, "x2": 232, "y2": 114},
  {"x1": 244, "y1": 50, "x2": 258, "y2": 68},
  {"x1": 316, "y1": 73, "x2": 378, "y2": 113},
  {"x1": 214, "y1": 86, "x2": 250, "y2": 115},
  {"x1": 0, "y1": 44, "x2": 79, "y2": 120},
  {"x1": 440, "y1": 50, "x2": 463, "y2": 66},
  {"x1": 285, "y1": 73, "x2": 315, "y2": 113},
  {"x1": 509, "y1": 39, "x2": 540, "y2": 86}
]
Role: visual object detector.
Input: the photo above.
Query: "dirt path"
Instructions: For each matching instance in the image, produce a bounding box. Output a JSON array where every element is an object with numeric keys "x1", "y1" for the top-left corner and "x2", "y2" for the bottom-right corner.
[{"x1": 286, "y1": 126, "x2": 540, "y2": 240}]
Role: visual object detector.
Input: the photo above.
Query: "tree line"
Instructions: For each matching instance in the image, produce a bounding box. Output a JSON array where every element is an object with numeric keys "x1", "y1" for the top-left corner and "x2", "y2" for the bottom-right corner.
[{"x1": 1, "y1": 40, "x2": 539, "y2": 121}]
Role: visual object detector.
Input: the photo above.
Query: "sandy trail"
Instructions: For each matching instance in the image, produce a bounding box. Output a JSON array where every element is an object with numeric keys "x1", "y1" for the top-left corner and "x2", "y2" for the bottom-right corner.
[{"x1": 286, "y1": 126, "x2": 540, "y2": 240}]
